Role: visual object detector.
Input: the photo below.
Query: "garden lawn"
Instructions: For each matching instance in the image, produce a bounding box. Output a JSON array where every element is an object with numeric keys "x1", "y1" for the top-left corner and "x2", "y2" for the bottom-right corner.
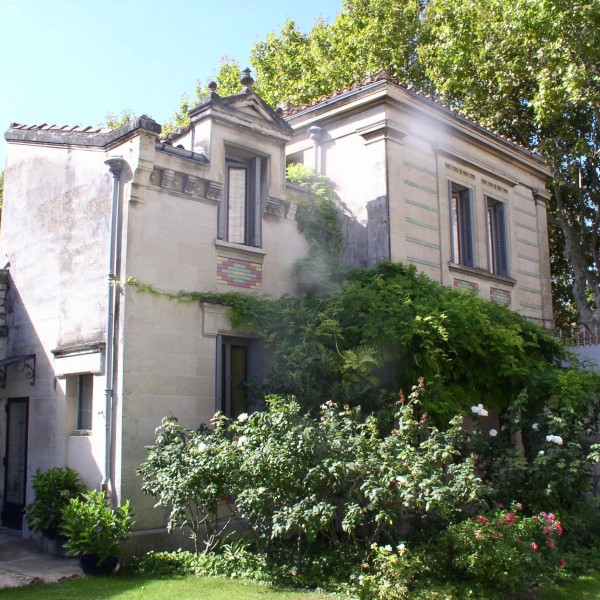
[
  {"x1": 538, "y1": 572, "x2": 600, "y2": 599},
  {"x1": 0, "y1": 575, "x2": 333, "y2": 600}
]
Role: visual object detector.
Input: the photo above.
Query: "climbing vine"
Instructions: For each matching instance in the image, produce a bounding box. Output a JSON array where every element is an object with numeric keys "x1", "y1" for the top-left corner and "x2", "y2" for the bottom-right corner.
[{"x1": 124, "y1": 276, "x2": 268, "y2": 330}]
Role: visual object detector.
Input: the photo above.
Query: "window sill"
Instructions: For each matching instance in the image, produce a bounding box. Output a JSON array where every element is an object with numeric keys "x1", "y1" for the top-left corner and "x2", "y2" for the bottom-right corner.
[
  {"x1": 70, "y1": 429, "x2": 91, "y2": 437},
  {"x1": 214, "y1": 239, "x2": 266, "y2": 262},
  {"x1": 448, "y1": 263, "x2": 516, "y2": 287}
]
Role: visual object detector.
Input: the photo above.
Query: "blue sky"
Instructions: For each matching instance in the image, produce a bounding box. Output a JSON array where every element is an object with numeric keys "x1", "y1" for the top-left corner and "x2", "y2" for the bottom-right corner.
[{"x1": 1, "y1": 0, "x2": 343, "y2": 167}]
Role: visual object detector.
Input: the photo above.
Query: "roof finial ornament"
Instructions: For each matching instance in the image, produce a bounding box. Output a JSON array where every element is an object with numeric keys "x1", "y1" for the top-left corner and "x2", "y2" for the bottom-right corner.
[
  {"x1": 208, "y1": 81, "x2": 218, "y2": 93},
  {"x1": 375, "y1": 68, "x2": 391, "y2": 81},
  {"x1": 240, "y1": 68, "x2": 254, "y2": 94}
]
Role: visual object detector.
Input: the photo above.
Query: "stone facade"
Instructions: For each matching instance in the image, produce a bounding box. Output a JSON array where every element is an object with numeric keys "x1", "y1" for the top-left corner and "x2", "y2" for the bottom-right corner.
[
  {"x1": 285, "y1": 75, "x2": 553, "y2": 330},
  {"x1": 0, "y1": 74, "x2": 553, "y2": 550}
]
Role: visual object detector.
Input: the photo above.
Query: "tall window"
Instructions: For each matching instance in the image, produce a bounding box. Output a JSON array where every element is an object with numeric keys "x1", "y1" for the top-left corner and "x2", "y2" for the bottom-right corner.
[
  {"x1": 216, "y1": 336, "x2": 262, "y2": 418},
  {"x1": 449, "y1": 183, "x2": 474, "y2": 267},
  {"x1": 218, "y1": 152, "x2": 265, "y2": 247},
  {"x1": 486, "y1": 197, "x2": 509, "y2": 276},
  {"x1": 77, "y1": 374, "x2": 93, "y2": 431}
]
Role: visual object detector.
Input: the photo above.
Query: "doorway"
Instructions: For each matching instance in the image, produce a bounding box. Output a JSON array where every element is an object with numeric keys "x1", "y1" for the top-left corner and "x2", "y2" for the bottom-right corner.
[{"x1": 2, "y1": 398, "x2": 29, "y2": 530}]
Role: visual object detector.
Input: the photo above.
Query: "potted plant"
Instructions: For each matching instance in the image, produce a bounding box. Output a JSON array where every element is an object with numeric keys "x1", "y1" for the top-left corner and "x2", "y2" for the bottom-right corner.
[
  {"x1": 60, "y1": 490, "x2": 133, "y2": 575},
  {"x1": 25, "y1": 467, "x2": 86, "y2": 541}
]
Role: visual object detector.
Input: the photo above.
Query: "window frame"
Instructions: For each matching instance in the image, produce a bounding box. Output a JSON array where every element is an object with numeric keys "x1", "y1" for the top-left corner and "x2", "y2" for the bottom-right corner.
[
  {"x1": 77, "y1": 374, "x2": 93, "y2": 431},
  {"x1": 215, "y1": 335, "x2": 263, "y2": 418},
  {"x1": 218, "y1": 149, "x2": 266, "y2": 248},
  {"x1": 485, "y1": 196, "x2": 509, "y2": 277},
  {"x1": 448, "y1": 181, "x2": 475, "y2": 268}
]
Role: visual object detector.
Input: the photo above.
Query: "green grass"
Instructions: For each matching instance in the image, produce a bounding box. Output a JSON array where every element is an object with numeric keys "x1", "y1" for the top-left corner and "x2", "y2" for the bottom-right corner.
[
  {"x1": 0, "y1": 575, "x2": 334, "y2": 600},
  {"x1": 4, "y1": 571, "x2": 600, "y2": 599},
  {"x1": 537, "y1": 572, "x2": 600, "y2": 599}
]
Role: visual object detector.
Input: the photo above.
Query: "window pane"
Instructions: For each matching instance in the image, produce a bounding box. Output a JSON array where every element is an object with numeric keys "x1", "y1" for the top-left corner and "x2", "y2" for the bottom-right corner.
[
  {"x1": 451, "y1": 191, "x2": 460, "y2": 263},
  {"x1": 78, "y1": 374, "x2": 93, "y2": 430},
  {"x1": 228, "y1": 167, "x2": 247, "y2": 244},
  {"x1": 487, "y1": 199, "x2": 508, "y2": 276},
  {"x1": 487, "y1": 204, "x2": 496, "y2": 272},
  {"x1": 450, "y1": 186, "x2": 473, "y2": 267},
  {"x1": 230, "y1": 345, "x2": 248, "y2": 418}
]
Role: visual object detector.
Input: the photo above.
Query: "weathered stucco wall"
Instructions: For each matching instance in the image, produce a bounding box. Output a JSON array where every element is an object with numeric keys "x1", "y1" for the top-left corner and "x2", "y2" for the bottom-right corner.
[{"x1": 0, "y1": 143, "x2": 113, "y2": 511}]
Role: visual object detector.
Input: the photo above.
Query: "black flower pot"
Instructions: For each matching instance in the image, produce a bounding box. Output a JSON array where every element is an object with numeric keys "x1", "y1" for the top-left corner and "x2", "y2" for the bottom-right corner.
[{"x1": 79, "y1": 553, "x2": 119, "y2": 575}]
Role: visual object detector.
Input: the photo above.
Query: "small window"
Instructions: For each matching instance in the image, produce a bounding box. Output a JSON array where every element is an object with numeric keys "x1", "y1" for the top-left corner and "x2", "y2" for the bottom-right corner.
[
  {"x1": 216, "y1": 336, "x2": 262, "y2": 418},
  {"x1": 486, "y1": 197, "x2": 509, "y2": 276},
  {"x1": 77, "y1": 374, "x2": 93, "y2": 431},
  {"x1": 218, "y1": 151, "x2": 266, "y2": 247},
  {"x1": 449, "y1": 182, "x2": 474, "y2": 267}
]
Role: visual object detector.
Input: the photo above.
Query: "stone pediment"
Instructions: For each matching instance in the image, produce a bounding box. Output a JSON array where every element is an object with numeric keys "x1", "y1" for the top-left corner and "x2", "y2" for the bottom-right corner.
[
  {"x1": 189, "y1": 90, "x2": 292, "y2": 138},
  {"x1": 226, "y1": 96, "x2": 278, "y2": 124}
]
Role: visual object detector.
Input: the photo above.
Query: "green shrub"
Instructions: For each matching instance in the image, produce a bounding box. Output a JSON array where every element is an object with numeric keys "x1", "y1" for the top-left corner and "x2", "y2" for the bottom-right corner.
[
  {"x1": 139, "y1": 386, "x2": 487, "y2": 566},
  {"x1": 443, "y1": 503, "x2": 564, "y2": 594},
  {"x1": 60, "y1": 490, "x2": 133, "y2": 564},
  {"x1": 24, "y1": 467, "x2": 85, "y2": 536},
  {"x1": 137, "y1": 416, "x2": 240, "y2": 552},
  {"x1": 353, "y1": 542, "x2": 426, "y2": 600}
]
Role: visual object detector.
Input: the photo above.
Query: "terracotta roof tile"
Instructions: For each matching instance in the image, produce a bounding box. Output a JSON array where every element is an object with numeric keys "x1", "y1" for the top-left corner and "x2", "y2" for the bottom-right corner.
[{"x1": 10, "y1": 122, "x2": 110, "y2": 134}]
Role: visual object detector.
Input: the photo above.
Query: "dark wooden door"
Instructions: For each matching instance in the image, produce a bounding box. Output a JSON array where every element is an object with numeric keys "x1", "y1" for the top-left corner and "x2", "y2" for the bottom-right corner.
[{"x1": 2, "y1": 398, "x2": 29, "y2": 530}]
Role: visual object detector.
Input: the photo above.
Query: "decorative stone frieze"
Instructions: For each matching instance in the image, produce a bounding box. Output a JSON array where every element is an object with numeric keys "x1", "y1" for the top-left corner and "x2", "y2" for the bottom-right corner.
[{"x1": 148, "y1": 167, "x2": 222, "y2": 205}]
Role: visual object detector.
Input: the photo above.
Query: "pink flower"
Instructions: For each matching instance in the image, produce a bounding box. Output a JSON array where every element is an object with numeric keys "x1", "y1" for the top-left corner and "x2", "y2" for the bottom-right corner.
[
  {"x1": 516, "y1": 503, "x2": 523, "y2": 511},
  {"x1": 555, "y1": 522, "x2": 563, "y2": 536},
  {"x1": 498, "y1": 503, "x2": 504, "y2": 509},
  {"x1": 505, "y1": 512, "x2": 516, "y2": 525},
  {"x1": 476, "y1": 516, "x2": 489, "y2": 523},
  {"x1": 560, "y1": 558, "x2": 566, "y2": 567},
  {"x1": 531, "y1": 541, "x2": 538, "y2": 551},
  {"x1": 547, "y1": 540, "x2": 555, "y2": 549}
]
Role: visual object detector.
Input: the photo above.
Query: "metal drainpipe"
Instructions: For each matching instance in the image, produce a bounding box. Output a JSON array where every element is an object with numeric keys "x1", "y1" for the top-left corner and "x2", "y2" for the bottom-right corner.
[
  {"x1": 103, "y1": 156, "x2": 124, "y2": 494},
  {"x1": 308, "y1": 126, "x2": 323, "y2": 174}
]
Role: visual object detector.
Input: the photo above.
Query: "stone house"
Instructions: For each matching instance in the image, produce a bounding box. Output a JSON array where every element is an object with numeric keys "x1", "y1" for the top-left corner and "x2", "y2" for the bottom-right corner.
[{"x1": 0, "y1": 71, "x2": 552, "y2": 550}]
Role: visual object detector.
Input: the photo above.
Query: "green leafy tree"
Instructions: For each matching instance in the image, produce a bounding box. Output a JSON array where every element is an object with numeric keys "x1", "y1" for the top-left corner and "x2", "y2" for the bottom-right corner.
[
  {"x1": 251, "y1": 2, "x2": 426, "y2": 106},
  {"x1": 105, "y1": 108, "x2": 136, "y2": 130}
]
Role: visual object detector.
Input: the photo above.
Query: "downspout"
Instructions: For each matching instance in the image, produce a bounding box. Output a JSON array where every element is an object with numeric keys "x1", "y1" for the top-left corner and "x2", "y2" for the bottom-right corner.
[{"x1": 103, "y1": 156, "x2": 124, "y2": 494}]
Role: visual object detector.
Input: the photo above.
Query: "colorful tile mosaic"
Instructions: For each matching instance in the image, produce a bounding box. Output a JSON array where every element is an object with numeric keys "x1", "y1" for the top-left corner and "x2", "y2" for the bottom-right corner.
[
  {"x1": 453, "y1": 278, "x2": 478, "y2": 292},
  {"x1": 217, "y1": 256, "x2": 262, "y2": 290},
  {"x1": 490, "y1": 287, "x2": 511, "y2": 306}
]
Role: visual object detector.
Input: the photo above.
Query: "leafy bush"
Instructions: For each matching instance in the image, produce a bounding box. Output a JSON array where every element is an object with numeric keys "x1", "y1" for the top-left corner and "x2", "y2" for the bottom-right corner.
[
  {"x1": 60, "y1": 490, "x2": 133, "y2": 564},
  {"x1": 443, "y1": 503, "x2": 564, "y2": 594},
  {"x1": 25, "y1": 467, "x2": 86, "y2": 536},
  {"x1": 240, "y1": 261, "x2": 575, "y2": 422},
  {"x1": 139, "y1": 386, "x2": 487, "y2": 566},
  {"x1": 137, "y1": 416, "x2": 240, "y2": 552},
  {"x1": 353, "y1": 542, "x2": 426, "y2": 600},
  {"x1": 470, "y1": 370, "x2": 600, "y2": 511},
  {"x1": 129, "y1": 546, "x2": 269, "y2": 580}
]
